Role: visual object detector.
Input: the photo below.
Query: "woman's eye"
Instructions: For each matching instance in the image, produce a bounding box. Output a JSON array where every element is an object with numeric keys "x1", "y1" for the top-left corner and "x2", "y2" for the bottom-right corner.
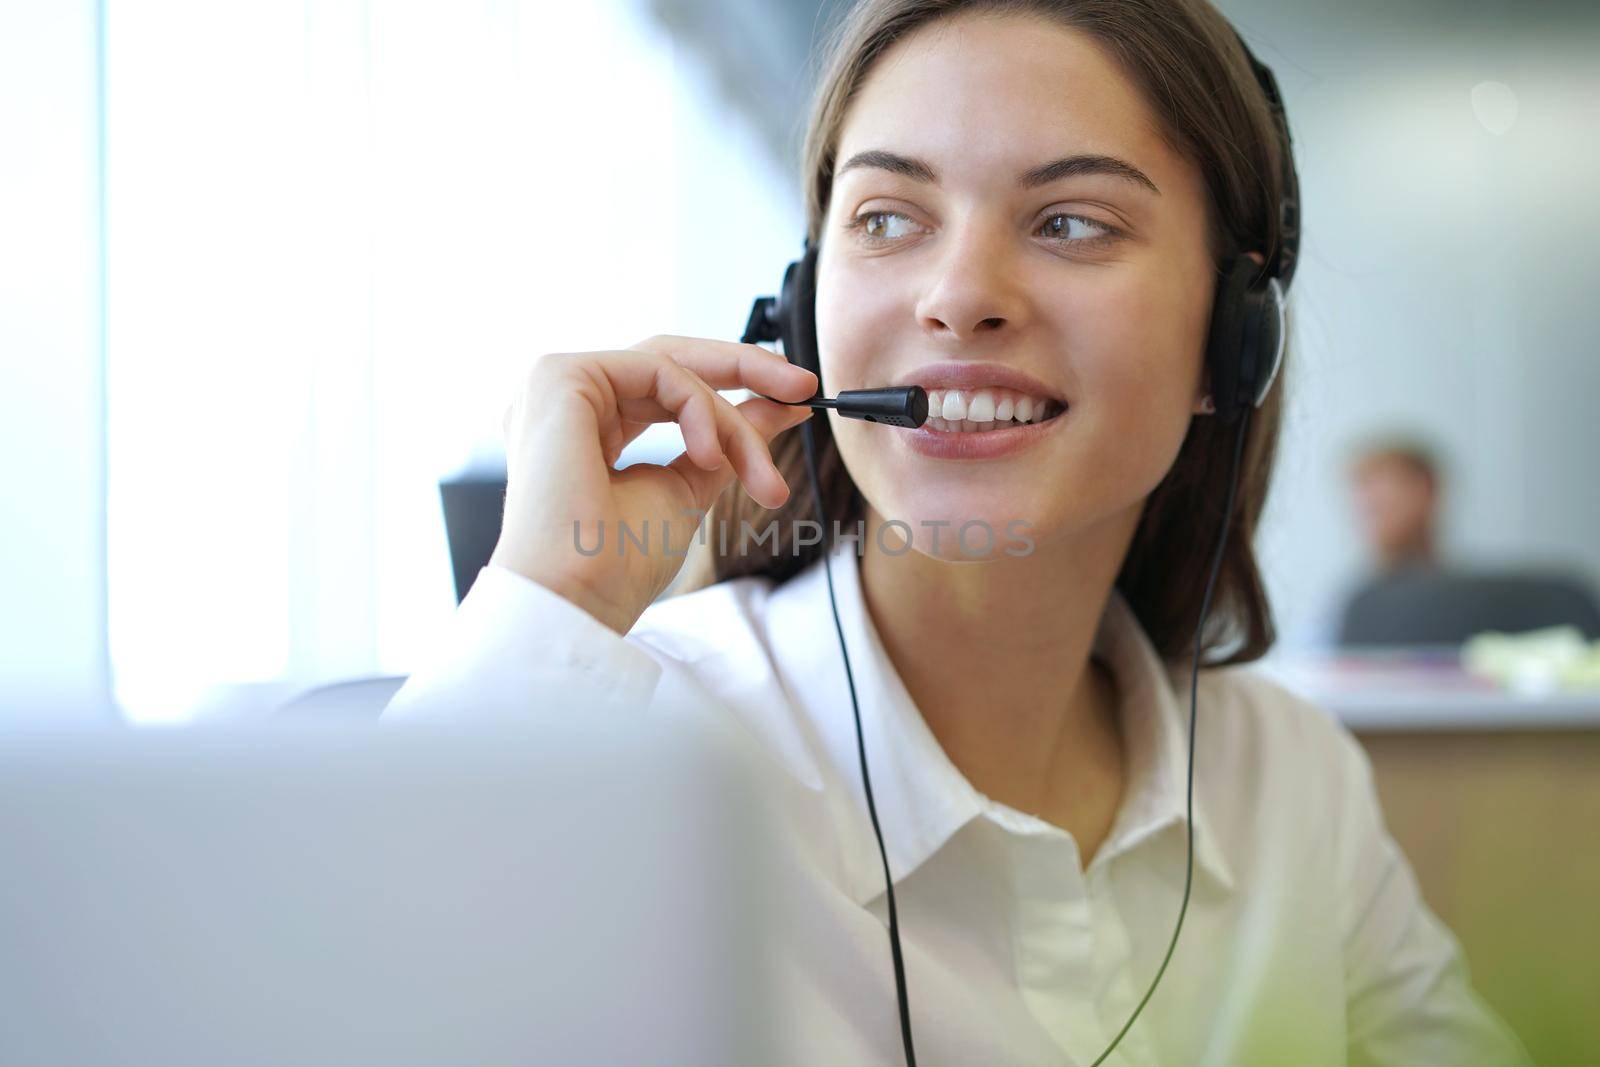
[
  {"x1": 1039, "y1": 213, "x2": 1116, "y2": 245},
  {"x1": 848, "y1": 210, "x2": 923, "y2": 244},
  {"x1": 844, "y1": 209, "x2": 1118, "y2": 249}
]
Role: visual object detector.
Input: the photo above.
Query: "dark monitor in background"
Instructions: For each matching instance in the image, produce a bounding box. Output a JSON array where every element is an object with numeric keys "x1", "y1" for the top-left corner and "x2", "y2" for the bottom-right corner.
[
  {"x1": 1337, "y1": 567, "x2": 1600, "y2": 648},
  {"x1": 439, "y1": 472, "x2": 507, "y2": 605}
]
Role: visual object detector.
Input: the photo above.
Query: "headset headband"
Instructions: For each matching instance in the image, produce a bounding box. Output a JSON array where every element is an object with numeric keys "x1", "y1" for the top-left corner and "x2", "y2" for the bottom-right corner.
[{"x1": 1230, "y1": 30, "x2": 1299, "y2": 291}]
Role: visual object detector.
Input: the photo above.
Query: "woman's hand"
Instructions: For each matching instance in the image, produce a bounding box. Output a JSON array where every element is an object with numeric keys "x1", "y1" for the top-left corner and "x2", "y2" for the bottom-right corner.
[{"x1": 489, "y1": 335, "x2": 818, "y2": 635}]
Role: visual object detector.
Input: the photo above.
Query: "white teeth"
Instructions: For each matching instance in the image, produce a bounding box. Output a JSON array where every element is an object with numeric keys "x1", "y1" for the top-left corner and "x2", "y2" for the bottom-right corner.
[
  {"x1": 966, "y1": 390, "x2": 996, "y2": 422},
  {"x1": 918, "y1": 388, "x2": 1066, "y2": 433},
  {"x1": 921, "y1": 386, "x2": 1058, "y2": 425}
]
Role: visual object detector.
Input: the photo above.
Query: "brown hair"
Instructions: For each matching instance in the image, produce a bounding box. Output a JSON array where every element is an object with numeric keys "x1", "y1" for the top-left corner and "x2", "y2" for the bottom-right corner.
[{"x1": 681, "y1": 0, "x2": 1292, "y2": 668}]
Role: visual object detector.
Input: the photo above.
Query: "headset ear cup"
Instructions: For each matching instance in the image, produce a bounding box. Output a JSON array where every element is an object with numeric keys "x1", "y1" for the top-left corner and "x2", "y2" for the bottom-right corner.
[
  {"x1": 1205, "y1": 255, "x2": 1287, "y2": 422},
  {"x1": 1205, "y1": 256, "x2": 1252, "y2": 423},
  {"x1": 1252, "y1": 277, "x2": 1286, "y2": 408},
  {"x1": 1233, "y1": 274, "x2": 1286, "y2": 413},
  {"x1": 778, "y1": 242, "x2": 822, "y2": 389}
]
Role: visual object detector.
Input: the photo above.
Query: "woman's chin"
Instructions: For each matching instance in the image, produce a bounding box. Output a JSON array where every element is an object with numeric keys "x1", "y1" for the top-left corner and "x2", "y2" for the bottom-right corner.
[{"x1": 862, "y1": 504, "x2": 1044, "y2": 563}]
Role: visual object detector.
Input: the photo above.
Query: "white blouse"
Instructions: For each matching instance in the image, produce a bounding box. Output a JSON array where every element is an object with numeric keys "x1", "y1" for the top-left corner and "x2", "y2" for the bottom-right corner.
[{"x1": 384, "y1": 539, "x2": 1530, "y2": 1066}]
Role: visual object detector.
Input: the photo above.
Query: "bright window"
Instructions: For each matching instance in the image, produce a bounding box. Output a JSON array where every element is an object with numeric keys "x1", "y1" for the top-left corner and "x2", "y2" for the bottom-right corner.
[{"x1": 105, "y1": 0, "x2": 799, "y2": 721}]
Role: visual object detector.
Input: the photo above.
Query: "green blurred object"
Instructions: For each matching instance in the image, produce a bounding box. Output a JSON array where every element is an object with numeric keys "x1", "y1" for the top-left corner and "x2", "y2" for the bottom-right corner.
[{"x1": 1462, "y1": 626, "x2": 1600, "y2": 693}]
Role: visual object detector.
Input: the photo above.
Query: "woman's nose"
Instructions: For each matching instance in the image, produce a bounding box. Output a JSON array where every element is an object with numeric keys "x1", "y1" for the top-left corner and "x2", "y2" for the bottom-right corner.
[{"x1": 914, "y1": 222, "x2": 1026, "y2": 341}]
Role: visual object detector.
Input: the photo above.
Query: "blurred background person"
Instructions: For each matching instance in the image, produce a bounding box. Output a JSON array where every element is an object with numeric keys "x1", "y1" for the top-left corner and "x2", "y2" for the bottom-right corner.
[
  {"x1": 1347, "y1": 434, "x2": 1443, "y2": 576},
  {"x1": 1336, "y1": 433, "x2": 1600, "y2": 647}
]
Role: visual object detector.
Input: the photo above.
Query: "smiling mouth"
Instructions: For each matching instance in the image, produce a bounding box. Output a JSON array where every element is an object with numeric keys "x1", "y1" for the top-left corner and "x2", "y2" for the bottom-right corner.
[{"x1": 915, "y1": 384, "x2": 1070, "y2": 432}]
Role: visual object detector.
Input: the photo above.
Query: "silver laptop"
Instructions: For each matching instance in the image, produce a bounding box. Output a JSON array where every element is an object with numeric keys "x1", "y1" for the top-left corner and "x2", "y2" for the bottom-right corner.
[{"x1": 0, "y1": 715, "x2": 778, "y2": 1066}]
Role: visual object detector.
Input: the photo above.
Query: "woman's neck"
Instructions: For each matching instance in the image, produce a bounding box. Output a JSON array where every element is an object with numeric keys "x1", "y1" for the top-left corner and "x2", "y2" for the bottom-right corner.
[{"x1": 856, "y1": 505, "x2": 1143, "y2": 839}]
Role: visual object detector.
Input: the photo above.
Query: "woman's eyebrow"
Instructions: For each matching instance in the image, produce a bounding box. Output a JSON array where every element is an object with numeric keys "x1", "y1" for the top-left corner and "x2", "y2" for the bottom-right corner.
[{"x1": 835, "y1": 149, "x2": 1161, "y2": 196}]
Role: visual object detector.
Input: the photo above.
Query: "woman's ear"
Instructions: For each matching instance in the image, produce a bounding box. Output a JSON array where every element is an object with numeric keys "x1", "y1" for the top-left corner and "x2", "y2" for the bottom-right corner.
[{"x1": 1193, "y1": 249, "x2": 1271, "y2": 415}]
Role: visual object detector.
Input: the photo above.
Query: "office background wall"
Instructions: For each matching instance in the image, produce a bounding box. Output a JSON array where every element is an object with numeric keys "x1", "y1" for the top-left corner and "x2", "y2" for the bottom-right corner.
[{"x1": 1219, "y1": 0, "x2": 1600, "y2": 652}]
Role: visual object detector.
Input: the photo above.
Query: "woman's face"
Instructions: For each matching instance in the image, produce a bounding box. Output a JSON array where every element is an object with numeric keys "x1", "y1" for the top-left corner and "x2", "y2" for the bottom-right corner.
[{"x1": 817, "y1": 12, "x2": 1219, "y2": 561}]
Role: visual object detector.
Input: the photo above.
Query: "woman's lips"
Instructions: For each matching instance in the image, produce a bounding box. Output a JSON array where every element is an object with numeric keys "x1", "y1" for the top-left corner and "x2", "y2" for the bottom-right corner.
[
  {"x1": 901, "y1": 406, "x2": 1068, "y2": 460},
  {"x1": 896, "y1": 361, "x2": 1067, "y2": 403}
]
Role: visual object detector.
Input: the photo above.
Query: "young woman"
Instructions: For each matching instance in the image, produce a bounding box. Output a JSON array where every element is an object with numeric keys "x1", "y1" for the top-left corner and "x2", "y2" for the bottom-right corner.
[{"x1": 387, "y1": 1, "x2": 1530, "y2": 1063}]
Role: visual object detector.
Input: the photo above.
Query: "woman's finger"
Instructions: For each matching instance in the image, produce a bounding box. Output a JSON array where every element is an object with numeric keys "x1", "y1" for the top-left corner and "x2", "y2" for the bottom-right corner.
[
  {"x1": 530, "y1": 347, "x2": 810, "y2": 507},
  {"x1": 627, "y1": 335, "x2": 818, "y2": 403},
  {"x1": 701, "y1": 385, "x2": 808, "y2": 506},
  {"x1": 669, "y1": 368, "x2": 800, "y2": 507},
  {"x1": 667, "y1": 397, "x2": 812, "y2": 512}
]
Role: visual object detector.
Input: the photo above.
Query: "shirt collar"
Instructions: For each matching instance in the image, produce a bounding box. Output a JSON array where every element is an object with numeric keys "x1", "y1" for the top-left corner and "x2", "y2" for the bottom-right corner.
[{"x1": 766, "y1": 538, "x2": 1236, "y2": 907}]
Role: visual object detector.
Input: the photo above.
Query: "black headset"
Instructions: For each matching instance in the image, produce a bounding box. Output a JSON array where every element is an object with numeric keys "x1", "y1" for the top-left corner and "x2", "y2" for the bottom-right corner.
[{"x1": 742, "y1": 25, "x2": 1299, "y2": 1067}]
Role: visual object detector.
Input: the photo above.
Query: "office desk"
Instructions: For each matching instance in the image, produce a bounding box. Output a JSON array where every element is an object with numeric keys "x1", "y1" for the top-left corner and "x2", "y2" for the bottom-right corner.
[{"x1": 1262, "y1": 654, "x2": 1600, "y2": 1064}]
